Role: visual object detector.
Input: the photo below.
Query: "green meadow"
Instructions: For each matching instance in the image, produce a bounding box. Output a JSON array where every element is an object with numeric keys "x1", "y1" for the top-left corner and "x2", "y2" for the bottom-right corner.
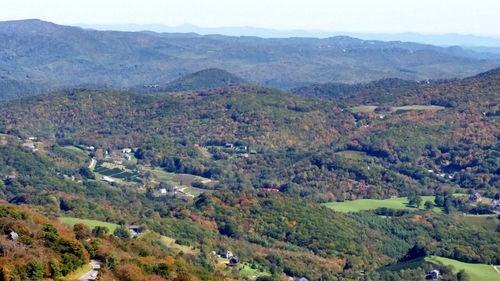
[
  {"x1": 59, "y1": 217, "x2": 119, "y2": 232},
  {"x1": 323, "y1": 196, "x2": 438, "y2": 212},
  {"x1": 426, "y1": 256, "x2": 500, "y2": 281}
]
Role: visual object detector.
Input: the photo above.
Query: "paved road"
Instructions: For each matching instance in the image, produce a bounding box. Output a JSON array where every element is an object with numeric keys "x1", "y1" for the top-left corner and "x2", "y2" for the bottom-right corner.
[
  {"x1": 88, "y1": 158, "x2": 96, "y2": 169},
  {"x1": 493, "y1": 266, "x2": 500, "y2": 275},
  {"x1": 78, "y1": 260, "x2": 101, "y2": 281}
]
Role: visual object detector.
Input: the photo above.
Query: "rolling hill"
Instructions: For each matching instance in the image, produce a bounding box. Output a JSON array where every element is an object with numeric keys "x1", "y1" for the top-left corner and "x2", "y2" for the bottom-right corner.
[
  {"x1": 130, "y1": 68, "x2": 247, "y2": 93},
  {"x1": 0, "y1": 77, "x2": 52, "y2": 102}
]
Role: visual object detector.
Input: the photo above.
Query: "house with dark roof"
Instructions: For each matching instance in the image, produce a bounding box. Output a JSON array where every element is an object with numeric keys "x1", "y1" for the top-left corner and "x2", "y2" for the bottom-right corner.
[{"x1": 469, "y1": 192, "x2": 481, "y2": 202}]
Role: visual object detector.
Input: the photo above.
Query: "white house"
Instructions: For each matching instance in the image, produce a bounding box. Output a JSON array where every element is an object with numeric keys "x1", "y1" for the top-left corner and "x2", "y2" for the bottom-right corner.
[
  {"x1": 122, "y1": 148, "x2": 132, "y2": 153},
  {"x1": 429, "y1": 269, "x2": 440, "y2": 280},
  {"x1": 101, "y1": 176, "x2": 115, "y2": 183}
]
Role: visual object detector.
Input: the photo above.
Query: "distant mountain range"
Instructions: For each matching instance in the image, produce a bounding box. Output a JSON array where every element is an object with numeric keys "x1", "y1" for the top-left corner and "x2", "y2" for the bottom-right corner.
[
  {"x1": 0, "y1": 19, "x2": 499, "y2": 96},
  {"x1": 77, "y1": 23, "x2": 500, "y2": 50}
]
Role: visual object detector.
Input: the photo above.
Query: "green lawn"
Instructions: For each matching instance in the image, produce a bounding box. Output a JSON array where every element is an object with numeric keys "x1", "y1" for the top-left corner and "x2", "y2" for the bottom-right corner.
[
  {"x1": 145, "y1": 167, "x2": 214, "y2": 195},
  {"x1": 323, "y1": 196, "x2": 439, "y2": 213},
  {"x1": 323, "y1": 194, "x2": 467, "y2": 213},
  {"x1": 392, "y1": 105, "x2": 445, "y2": 111},
  {"x1": 62, "y1": 145, "x2": 86, "y2": 153},
  {"x1": 59, "y1": 217, "x2": 119, "y2": 232},
  {"x1": 426, "y1": 256, "x2": 500, "y2": 281},
  {"x1": 239, "y1": 262, "x2": 271, "y2": 277}
]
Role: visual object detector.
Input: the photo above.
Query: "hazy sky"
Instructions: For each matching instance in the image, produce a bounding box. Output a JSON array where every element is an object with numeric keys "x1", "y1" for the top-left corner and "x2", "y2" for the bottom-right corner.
[{"x1": 1, "y1": 0, "x2": 500, "y2": 36}]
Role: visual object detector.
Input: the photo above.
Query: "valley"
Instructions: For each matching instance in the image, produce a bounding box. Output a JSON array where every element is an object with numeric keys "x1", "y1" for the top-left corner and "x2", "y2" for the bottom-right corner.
[{"x1": 0, "y1": 19, "x2": 499, "y2": 281}]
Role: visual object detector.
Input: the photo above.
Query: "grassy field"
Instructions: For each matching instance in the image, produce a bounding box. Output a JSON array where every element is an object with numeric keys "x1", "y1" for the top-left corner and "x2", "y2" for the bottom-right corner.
[
  {"x1": 323, "y1": 194, "x2": 467, "y2": 213},
  {"x1": 461, "y1": 214, "x2": 499, "y2": 232},
  {"x1": 93, "y1": 160, "x2": 142, "y2": 184},
  {"x1": 379, "y1": 257, "x2": 427, "y2": 272},
  {"x1": 216, "y1": 257, "x2": 270, "y2": 277},
  {"x1": 61, "y1": 263, "x2": 92, "y2": 281},
  {"x1": 380, "y1": 256, "x2": 499, "y2": 281},
  {"x1": 393, "y1": 105, "x2": 445, "y2": 111},
  {"x1": 145, "y1": 167, "x2": 214, "y2": 196},
  {"x1": 239, "y1": 262, "x2": 271, "y2": 277},
  {"x1": 59, "y1": 217, "x2": 119, "y2": 232},
  {"x1": 323, "y1": 196, "x2": 439, "y2": 212},
  {"x1": 426, "y1": 256, "x2": 500, "y2": 281},
  {"x1": 159, "y1": 235, "x2": 199, "y2": 255},
  {"x1": 352, "y1": 105, "x2": 445, "y2": 113}
]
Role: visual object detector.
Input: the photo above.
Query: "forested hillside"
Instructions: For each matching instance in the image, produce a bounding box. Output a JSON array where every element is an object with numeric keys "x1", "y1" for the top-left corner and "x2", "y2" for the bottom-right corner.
[
  {"x1": 0, "y1": 66, "x2": 499, "y2": 280},
  {"x1": 130, "y1": 68, "x2": 247, "y2": 93}
]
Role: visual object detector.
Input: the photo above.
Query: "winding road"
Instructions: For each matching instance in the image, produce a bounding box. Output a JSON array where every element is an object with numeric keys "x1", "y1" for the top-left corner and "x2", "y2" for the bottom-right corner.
[
  {"x1": 88, "y1": 158, "x2": 96, "y2": 169},
  {"x1": 78, "y1": 260, "x2": 101, "y2": 281},
  {"x1": 493, "y1": 266, "x2": 500, "y2": 275}
]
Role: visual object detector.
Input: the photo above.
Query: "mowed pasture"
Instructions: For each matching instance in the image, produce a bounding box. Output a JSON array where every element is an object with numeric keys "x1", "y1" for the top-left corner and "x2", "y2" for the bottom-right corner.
[
  {"x1": 323, "y1": 194, "x2": 466, "y2": 213},
  {"x1": 59, "y1": 217, "x2": 119, "y2": 232},
  {"x1": 426, "y1": 256, "x2": 500, "y2": 281},
  {"x1": 93, "y1": 160, "x2": 142, "y2": 183},
  {"x1": 351, "y1": 105, "x2": 445, "y2": 113},
  {"x1": 380, "y1": 256, "x2": 500, "y2": 281},
  {"x1": 323, "y1": 196, "x2": 438, "y2": 213}
]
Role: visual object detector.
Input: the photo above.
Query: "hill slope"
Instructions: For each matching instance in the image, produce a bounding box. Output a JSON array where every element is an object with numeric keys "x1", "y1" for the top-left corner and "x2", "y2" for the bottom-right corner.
[
  {"x1": 131, "y1": 68, "x2": 247, "y2": 93},
  {"x1": 0, "y1": 77, "x2": 52, "y2": 102}
]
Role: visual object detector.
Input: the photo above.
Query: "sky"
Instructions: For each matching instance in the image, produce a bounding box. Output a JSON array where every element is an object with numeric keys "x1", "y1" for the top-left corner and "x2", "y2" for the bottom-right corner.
[{"x1": 1, "y1": 0, "x2": 500, "y2": 37}]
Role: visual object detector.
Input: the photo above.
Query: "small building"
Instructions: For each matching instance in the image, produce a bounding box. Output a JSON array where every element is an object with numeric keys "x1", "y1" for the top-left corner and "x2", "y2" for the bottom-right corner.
[
  {"x1": 3, "y1": 175, "x2": 16, "y2": 180},
  {"x1": 8, "y1": 231, "x2": 19, "y2": 241},
  {"x1": 490, "y1": 200, "x2": 500, "y2": 211},
  {"x1": 228, "y1": 256, "x2": 239, "y2": 266},
  {"x1": 159, "y1": 188, "x2": 167, "y2": 194},
  {"x1": 296, "y1": 278, "x2": 308, "y2": 281},
  {"x1": 122, "y1": 154, "x2": 132, "y2": 160},
  {"x1": 122, "y1": 148, "x2": 132, "y2": 153},
  {"x1": 28, "y1": 136, "x2": 37, "y2": 141},
  {"x1": 239, "y1": 146, "x2": 248, "y2": 150},
  {"x1": 225, "y1": 143, "x2": 234, "y2": 148},
  {"x1": 22, "y1": 142, "x2": 36, "y2": 151},
  {"x1": 194, "y1": 143, "x2": 199, "y2": 148},
  {"x1": 237, "y1": 153, "x2": 249, "y2": 158},
  {"x1": 222, "y1": 250, "x2": 233, "y2": 259},
  {"x1": 469, "y1": 192, "x2": 481, "y2": 202},
  {"x1": 128, "y1": 225, "x2": 144, "y2": 237},
  {"x1": 429, "y1": 269, "x2": 440, "y2": 280},
  {"x1": 100, "y1": 176, "x2": 115, "y2": 183},
  {"x1": 87, "y1": 146, "x2": 95, "y2": 151}
]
